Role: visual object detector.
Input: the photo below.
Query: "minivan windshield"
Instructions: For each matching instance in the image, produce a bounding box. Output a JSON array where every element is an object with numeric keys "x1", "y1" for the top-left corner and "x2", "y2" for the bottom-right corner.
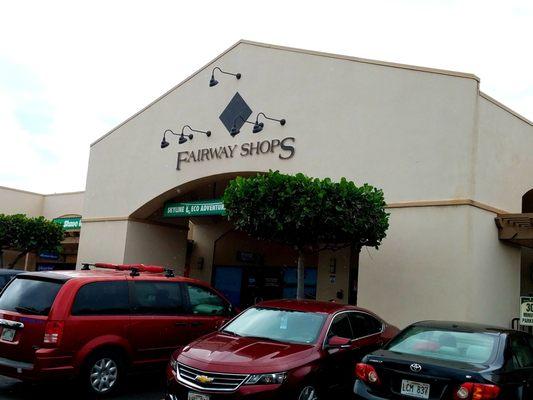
[
  {"x1": 222, "y1": 307, "x2": 326, "y2": 345},
  {"x1": 0, "y1": 277, "x2": 63, "y2": 316},
  {"x1": 385, "y1": 326, "x2": 499, "y2": 364}
]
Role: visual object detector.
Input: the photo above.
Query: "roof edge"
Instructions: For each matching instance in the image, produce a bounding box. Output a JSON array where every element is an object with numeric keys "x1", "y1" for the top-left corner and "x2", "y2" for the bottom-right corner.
[
  {"x1": 0, "y1": 185, "x2": 44, "y2": 196},
  {"x1": 0, "y1": 185, "x2": 85, "y2": 197},
  {"x1": 479, "y1": 91, "x2": 532, "y2": 126},
  {"x1": 43, "y1": 190, "x2": 85, "y2": 197},
  {"x1": 90, "y1": 40, "x2": 245, "y2": 148},
  {"x1": 90, "y1": 39, "x2": 482, "y2": 149},
  {"x1": 240, "y1": 40, "x2": 480, "y2": 82}
]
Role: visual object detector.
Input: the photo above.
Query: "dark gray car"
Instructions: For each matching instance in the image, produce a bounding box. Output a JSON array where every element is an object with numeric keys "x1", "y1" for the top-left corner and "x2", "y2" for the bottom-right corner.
[{"x1": 0, "y1": 269, "x2": 22, "y2": 291}]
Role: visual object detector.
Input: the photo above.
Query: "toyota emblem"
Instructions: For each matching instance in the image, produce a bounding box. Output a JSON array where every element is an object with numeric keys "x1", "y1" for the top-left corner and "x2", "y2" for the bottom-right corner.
[{"x1": 410, "y1": 363, "x2": 422, "y2": 373}]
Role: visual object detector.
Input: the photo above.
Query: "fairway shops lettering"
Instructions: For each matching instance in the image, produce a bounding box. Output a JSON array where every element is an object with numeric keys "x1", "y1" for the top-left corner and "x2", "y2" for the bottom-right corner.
[{"x1": 176, "y1": 137, "x2": 295, "y2": 171}]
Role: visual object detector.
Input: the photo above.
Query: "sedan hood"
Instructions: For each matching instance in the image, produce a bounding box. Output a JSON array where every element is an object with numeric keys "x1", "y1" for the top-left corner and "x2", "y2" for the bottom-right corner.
[{"x1": 178, "y1": 332, "x2": 318, "y2": 374}]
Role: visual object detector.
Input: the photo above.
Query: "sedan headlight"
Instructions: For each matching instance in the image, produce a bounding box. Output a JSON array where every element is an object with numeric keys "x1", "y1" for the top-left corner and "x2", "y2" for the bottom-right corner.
[
  {"x1": 244, "y1": 372, "x2": 287, "y2": 385},
  {"x1": 170, "y1": 357, "x2": 178, "y2": 371}
]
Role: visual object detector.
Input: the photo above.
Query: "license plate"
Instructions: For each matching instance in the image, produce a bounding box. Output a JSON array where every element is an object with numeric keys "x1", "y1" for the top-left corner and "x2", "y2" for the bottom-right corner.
[
  {"x1": 1, "y1": 327, "x2": 16, "y2": 342},
  {"x1": 401, "y1": 379, "x2": 430, "y2": 399},
  {"x1": 188, "y1": 392, "x2": 209, "y2": 400}
]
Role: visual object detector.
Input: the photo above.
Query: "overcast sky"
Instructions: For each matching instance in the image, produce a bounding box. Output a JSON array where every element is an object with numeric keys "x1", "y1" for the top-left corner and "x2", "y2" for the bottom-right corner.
[{"x1": 0, "y1": 0, "x2": 531, "y2": 193}]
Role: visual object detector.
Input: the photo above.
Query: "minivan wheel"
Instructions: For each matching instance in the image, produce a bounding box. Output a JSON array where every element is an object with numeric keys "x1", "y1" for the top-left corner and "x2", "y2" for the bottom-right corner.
[
  {"x1": 298, "y1": 385, "x2": 319, "y2": 400},
  {"x1": 85, "y1": 352, "x2": 123, "y2": 396}
]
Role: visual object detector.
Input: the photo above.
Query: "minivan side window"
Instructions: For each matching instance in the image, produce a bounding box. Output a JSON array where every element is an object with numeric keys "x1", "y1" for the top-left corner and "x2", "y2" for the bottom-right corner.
[
  {"x1": 186, "y1": 284, "x2": 227, "y2": 316},
  {"x1": 132, "y1": 281, "x2": 185, "y2": 315},
  {"x1": 349, "y1": 312, "x2": 383, "y2": 338},
  {"x1": 71, "y1": 281, "x2": 129, "y2": 316}
]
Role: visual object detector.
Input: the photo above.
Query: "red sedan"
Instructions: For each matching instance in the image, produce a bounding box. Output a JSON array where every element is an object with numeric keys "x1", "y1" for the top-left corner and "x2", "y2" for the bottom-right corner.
[{"x1": 165, "y1": 299, "x2": 399, "y2": 400}]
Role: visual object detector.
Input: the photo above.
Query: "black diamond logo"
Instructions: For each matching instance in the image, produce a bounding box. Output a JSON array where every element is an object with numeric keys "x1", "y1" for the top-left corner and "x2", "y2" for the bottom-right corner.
[{"x1": 219, "y1": 92, "x2": 253, "y2": 133}]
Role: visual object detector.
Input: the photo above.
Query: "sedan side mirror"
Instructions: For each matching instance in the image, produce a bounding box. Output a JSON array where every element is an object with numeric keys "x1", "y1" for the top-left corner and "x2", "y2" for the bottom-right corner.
[{"x1": 327, "y1": 335, "x2": 352, "y2": 349}]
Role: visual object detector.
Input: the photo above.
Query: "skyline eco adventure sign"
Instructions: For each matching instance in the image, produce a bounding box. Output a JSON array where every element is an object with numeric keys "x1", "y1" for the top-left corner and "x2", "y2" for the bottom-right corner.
[
  {"x1": 164, "y1": 199, "x2": 225, "y2": 217},
  {"x1": 176, "y1": 137, "x2": 295, "y2": 171}
]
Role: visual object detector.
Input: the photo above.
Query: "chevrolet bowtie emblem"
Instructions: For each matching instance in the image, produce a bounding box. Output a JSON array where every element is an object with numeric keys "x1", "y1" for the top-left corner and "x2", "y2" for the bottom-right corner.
[{"x1": 195, "y1": 375, "x2": 214, "y2": 384}]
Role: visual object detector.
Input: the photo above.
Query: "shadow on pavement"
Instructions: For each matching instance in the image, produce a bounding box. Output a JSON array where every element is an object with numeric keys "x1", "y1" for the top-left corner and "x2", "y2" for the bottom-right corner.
[{"x1": 0, "y1": 371, "x2": 166, "y2": 400}]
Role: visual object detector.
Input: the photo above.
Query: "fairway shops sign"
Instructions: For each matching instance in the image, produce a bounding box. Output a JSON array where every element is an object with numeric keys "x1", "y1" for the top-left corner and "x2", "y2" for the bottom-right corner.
[
  {"x1": 176, "y1": 137, "x2": 295, "y2": 171},
  {"x1": 164, "y1": 199, "x2": 225, "y2": 217}
]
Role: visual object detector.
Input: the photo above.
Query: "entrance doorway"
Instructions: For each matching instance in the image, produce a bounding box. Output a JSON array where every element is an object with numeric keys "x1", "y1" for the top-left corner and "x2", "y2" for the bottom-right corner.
[
  {"x1": 211, "y1": 229, "x2": 318, "y2": 308},
  {"x1": 213, "y1": 265, "x2": 317, "y2": 308}
]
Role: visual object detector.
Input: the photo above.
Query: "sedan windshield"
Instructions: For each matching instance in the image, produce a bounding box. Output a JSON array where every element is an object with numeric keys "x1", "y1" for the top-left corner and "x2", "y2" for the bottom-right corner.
[
  {"x1": 385, "y1": 326, "x2": 499, "y2": 364},
  {"x1": 223, "y1": 307, "x2": 326, "y2": 345}
]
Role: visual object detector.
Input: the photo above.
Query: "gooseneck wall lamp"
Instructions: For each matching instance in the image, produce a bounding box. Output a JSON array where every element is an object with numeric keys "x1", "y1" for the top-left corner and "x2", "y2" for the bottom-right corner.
[
  {"x1": 252, "y1": 112, "x2": 286, "y2": 133},
  {"x1": 209, "y1": 67, "x2": 241, "y2": 87},
  {"x1": 160, "y1": 125, "x2": 211, "y2": 148},
  {"x1": 230, "y1": 115, "x2": 255, "y2": 137}
]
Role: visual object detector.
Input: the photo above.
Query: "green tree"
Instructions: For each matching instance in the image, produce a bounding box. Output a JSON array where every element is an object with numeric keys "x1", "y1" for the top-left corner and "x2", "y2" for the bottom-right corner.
[
  {"x1": 0, "y1": 214, "x2": 64, "y2": 269},
  {"x1": 223, "y1": 171, "x2": 389, "y2": 300}
]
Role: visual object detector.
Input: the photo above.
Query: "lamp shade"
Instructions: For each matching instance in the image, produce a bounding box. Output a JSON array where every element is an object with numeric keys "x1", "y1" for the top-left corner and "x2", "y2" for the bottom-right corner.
[{"x1": 252, "y1": 122, "x2": 264, "y2": 133}]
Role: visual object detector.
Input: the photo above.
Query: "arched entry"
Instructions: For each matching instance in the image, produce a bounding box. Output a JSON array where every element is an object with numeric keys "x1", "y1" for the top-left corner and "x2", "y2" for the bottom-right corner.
[{"x1": 126, "y1": 172, "x2": 333, "y2": 308}]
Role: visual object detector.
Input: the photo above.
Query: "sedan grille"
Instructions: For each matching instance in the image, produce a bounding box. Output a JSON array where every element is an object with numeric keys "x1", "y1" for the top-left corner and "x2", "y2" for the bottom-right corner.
[{"x1": 177, "y1": 363, "x2": 249, "y2": 392}]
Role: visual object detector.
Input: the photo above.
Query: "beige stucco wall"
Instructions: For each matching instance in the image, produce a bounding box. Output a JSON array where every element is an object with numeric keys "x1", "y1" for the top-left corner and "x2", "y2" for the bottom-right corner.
[
  {"x1": 0, "y1": 186, "x2": 84, "y2": 219},
  {"x1": 77, "y1": 220, "x2": 128, "y2": 265},
  {"x1": 358, "y1": 205, "x2": 520, "y2": 328},
  {"x1": 122, "y1": 220, "x2": 187, "y2": 274},
  {"x1": 83, "y1": 41, "x2": 479, "y2": 220},
  {"x1": 474, "y1": 94, "x2": 533, "y2": 212},
  {"x1": 42, "y1": 191, "x2": 84, "y2": 219},
  {"x1": 78, "y1": 41, "x2": 530, "y2": 328},
  {"x1": 0, "y1": 186, "x2": 44, "y2": 216}
]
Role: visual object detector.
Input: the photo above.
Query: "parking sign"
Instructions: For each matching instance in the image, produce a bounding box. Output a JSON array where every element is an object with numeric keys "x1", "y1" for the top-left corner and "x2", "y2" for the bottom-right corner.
[{"x1": 520, "y1": 297, "x2": 533, "y2": 326}]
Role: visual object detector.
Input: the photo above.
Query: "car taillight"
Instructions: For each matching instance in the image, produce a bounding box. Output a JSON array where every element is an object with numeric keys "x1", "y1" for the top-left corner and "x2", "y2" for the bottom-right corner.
[
  {"x1": 43, "y1": 321, "x2": 64, "y2": 346},
  {"x1": 355, "y1": 363, "x2": 381, "y2": 385},
  {"x1": 454, "y1": 382, "x2": 500, "y2": 400}
]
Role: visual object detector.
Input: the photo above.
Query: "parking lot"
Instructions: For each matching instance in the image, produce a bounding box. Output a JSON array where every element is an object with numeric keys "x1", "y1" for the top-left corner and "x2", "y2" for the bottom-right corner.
[{"x1": 0, "y1": 374, "x2": 164, "y2": 399}]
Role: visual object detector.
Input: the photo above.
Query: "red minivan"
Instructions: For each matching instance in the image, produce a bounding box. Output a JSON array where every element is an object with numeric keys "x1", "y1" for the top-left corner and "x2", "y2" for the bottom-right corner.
[
  {"x1": 0, "y1": 264, "x2": 235, "y2": 395},
  {"x1": 165, "y1": 299, "x2": 399, "y2": 400}
]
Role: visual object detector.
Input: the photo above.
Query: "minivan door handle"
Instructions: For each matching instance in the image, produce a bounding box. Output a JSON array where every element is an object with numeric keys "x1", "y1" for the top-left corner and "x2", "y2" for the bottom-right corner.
[
  {"x1": 175, "y1": 322, "x2": 188, "y2": 327},
  {"x1": 191, "y1": 322, "x2": 204, "y2": 327}
]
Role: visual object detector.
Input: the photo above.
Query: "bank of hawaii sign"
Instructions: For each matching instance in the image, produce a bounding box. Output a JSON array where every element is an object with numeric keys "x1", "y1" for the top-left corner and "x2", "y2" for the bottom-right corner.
[{"x1": 164, "y1": 200, "x2": 225, "y2": 217}]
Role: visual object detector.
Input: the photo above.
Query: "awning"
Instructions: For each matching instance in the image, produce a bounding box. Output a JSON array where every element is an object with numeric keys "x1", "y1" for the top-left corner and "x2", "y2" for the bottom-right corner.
[{"x1": 495, "y1": 213, "x2": 533, "y2": 248}]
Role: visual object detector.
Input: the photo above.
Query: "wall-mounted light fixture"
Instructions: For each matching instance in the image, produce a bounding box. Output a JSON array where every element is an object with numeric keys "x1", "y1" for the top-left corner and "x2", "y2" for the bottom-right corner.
[
  {"x1": 160, "y1": 125, "x2": 211, "y2": 148},
  {"x1": 252, "y1": 112, "x2": 286, "y2": 133},
  {"x1": 197, "y1": 257, "x2": 205, "y2": 270},
  {"x1": 329, "y1": 258, "x2": 337, "y2": 274},
  {"x1": 229, "y1": 115, "x2": 254, "y2": 137},
  {"x1": 209, "y1": 67, "x2": 241, "y2": 87}
]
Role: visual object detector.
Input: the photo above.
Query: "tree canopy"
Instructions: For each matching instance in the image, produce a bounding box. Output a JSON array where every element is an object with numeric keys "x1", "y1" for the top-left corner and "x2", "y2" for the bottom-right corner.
[
  {"x1": 223, "y1": 171, "x2": 389, "y2": 299},
  {"x1": 223, "y1": 171, "x2": 389, "y2": 252},
  {"x1": 0, "y1": 214, "x2": 65, "y2": 268}
]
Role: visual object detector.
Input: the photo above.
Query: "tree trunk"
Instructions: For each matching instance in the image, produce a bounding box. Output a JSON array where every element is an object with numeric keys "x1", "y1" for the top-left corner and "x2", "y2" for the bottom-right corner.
[
  {"x1": 9, "y1": 251, "x2": 27, "y2": 269},
  {"x1": 297, "y1": 251, "x2": 305, "y2": 300},
  {"x1": 348, "y1": 245, "x2": 361, "y2": 305},
  {"x1": 0, "y1": 250, "x2": 3, "y2": 268}
]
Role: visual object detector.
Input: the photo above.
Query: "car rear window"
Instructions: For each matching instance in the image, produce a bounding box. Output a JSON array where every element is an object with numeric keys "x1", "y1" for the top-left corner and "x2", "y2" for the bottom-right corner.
[
  {"x1": 385, "y1": 326, "x2": 499, "y2": 364},
  {"x1": 0, "y1": 277, "x2": 63, "y2": 316}
]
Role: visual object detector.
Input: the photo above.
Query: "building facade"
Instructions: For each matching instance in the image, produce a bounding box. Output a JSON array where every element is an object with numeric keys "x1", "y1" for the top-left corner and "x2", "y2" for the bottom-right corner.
[
  {"x1": 19, "y1": 40, "x2": 531, "y2": 329},
  {"x1": 0, "y1": 186, "x2": 84, "y2": 270}
]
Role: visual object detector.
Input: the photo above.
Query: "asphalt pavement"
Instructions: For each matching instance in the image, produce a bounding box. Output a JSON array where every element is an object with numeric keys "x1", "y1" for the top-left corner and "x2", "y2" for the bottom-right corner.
[{"x1": 0, "y1": 372, "x2": 165, "y2": 400}]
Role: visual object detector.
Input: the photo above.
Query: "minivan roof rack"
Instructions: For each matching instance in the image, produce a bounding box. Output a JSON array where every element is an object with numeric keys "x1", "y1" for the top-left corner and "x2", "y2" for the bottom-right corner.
[
  {"x1": 82, "y1": 262, "x2": 165, "y2": 273},
  {"x1": 81, "y1": 263, "x2": 178, "y2": 278}
]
